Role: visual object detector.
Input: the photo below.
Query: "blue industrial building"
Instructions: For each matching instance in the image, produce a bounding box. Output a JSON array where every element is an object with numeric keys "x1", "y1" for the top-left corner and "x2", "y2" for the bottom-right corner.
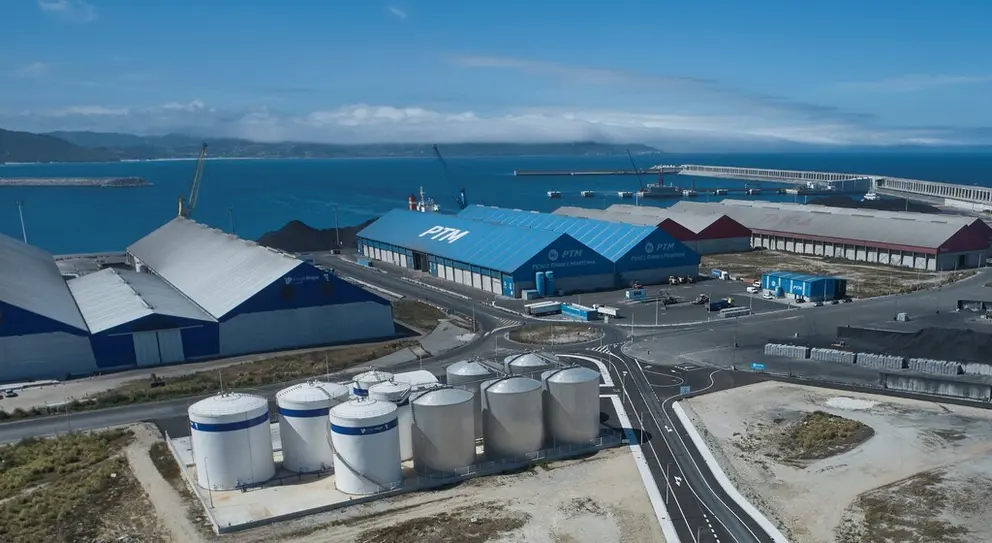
[
  {"x1": 0, "y1": 233, "x2": 96, "y2": 383},
  {"x1": 127, "y1": 217, "x2": 396, "y2": 358},
  {"x1": 356, "y1": 209, "x2": 617, "y2": 296},
  {"x1": 456, "y1": 205, "x2": 700, "y2": 285},
  {"x1": 761, "y1": 271, "x2": 848, "y2": 302}
]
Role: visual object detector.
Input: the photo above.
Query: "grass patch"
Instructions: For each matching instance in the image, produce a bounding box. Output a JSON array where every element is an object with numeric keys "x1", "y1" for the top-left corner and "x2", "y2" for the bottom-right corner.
[
  {"x1": 392, "y1": 300, "x2": 449, "y2": 331},
  {"x1": 355, "y1": 502, "x2": 529, "y2": 543},
  {"x1": 509, "y1": 324, "x2": 603, "y2": 345},
  {"x1": 148, "y1": 442, "x2": 181, "y2": 487},
  {"x1": 0, "y1": 341, "x2": 416, "y2": 422},
  {"x1": 783, "y1": 411, "x2": 874, "y2": 461},
  {"x1": 0, "y1": 430, "x2": 164, "y2": 543}
]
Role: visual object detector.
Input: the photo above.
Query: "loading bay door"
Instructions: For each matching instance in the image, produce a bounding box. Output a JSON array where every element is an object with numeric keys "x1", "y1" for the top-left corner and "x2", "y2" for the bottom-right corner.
[{"x1": 132, "y1": 329, "x2": 186, "y2": 366}]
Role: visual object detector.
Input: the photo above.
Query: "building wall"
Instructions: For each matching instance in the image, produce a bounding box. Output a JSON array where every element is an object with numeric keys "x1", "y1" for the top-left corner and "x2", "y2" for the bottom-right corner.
[
  {"x1": 219, "y1": 302, "x2": 395, "y2": 356},
  {"x1": 614, "y1": 228, "x2": 700, "y2": 273},
  {"x1": 89, "y1": 314, "x2": 219, "y2": 369},
  {"x1": 750, "y1": 233, "x2": 954, "y2": 271},
  {"x1": 231, "y1": 263, "x2": 390, "y2": 316},
  {"x1": 0, "y1": 300, "x2": 86, "y2": 337},
  {"x1": 515, "y1": 234, "x2": 617, "y2": 295},
  {"x1": 695, "y1": 237, "x2": 751, "y2": 255},
  {"x1": 0, "y1": 332, "x2": 96, "y2": 382}
]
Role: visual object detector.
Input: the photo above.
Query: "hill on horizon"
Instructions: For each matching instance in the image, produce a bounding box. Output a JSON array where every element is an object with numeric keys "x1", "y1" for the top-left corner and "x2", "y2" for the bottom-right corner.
[{"x1": 1, "y1": 128, "x2": 118, "y2": 164}]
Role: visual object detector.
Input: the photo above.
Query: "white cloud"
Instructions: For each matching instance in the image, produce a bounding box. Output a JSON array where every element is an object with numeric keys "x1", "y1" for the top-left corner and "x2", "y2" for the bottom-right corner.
[
  {"x1": 388, "y1": 7, "x2": 407, "y2": 20},
  {"x1": 838, "y1": 74, "x2": 992, "y2": 93},
  {"x1": 3, "y1": 101, "x2": 982, "y2": 149},
  {"x1": 14, "y1": 62, "x2": 50, "y2": 78},
  {"x1": 37, "y1": 0, "x2": 98, "y2": 23}
]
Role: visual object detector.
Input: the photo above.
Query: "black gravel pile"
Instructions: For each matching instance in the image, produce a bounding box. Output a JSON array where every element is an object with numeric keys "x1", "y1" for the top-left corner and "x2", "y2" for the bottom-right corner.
[
  {"x1": 807, "y1": 195, "x2": 941, "y2": 214},
  {"x1": 257, "y1": 218, "x2": 377, "y2": 253},
  {"x1": 836, "y1": 326, "x2": 992, "y2": 364}
]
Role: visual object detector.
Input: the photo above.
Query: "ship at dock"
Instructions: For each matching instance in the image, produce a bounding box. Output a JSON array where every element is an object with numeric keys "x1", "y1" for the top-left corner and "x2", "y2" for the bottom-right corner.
[{"x1": 0, "y1": 177, "x2": 151, "y2": 187}]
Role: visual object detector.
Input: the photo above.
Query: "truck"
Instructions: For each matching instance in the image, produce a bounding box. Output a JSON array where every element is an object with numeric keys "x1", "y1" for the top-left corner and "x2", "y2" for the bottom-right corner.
[
  {"x1": 711, "y1": 269, "x2": 730, "y2": 280},
  {"x1": 692, "y1": 293, "x2": 710, "y2": 305},
  {"x1": 593, "y1": 304, "x2": 619, "y2": 317},
  {"x1": 562, "y1": 303, "x2": 598, "y2": 321},
  {"x1": 525, "y1": 301, "x2": 561, "y2": 316},
  {"x1": 708, "y1": 299, "x2": 731, "y2": 312},
  {"x1": 625, "y1": 288, "x2": 647, "y2": 300}
]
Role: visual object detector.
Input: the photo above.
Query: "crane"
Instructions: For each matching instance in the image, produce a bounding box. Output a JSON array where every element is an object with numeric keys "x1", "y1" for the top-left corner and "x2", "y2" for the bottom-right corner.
[
  {"x1": 433, "y1": 144, "x2": 467, "y2": 209},
  {"x1": 178, "y1": 143, "x2": 208, "y2": 219},
  {"x1": 626, "y1": 148, "x2": 646, "y2": 192}
]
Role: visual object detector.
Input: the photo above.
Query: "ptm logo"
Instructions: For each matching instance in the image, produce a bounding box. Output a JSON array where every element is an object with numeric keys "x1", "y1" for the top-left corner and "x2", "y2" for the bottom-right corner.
[
  {"x1": 645, "y1": 242, "x2": 655, "y2": 254},
  {"x1": 419, "y1": 226, "x2": 470, "y2": 243},
  {"x1": 548, "y1": 249, "x2": 559, "y2": 261},
  {"x1": 562, "y1": 249, "x2": 583, "y2": 258}
]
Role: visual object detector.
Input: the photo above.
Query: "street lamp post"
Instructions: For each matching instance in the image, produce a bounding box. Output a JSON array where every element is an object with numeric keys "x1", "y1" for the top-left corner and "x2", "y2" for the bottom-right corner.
[
  {"x1": 621, "y1": 370, "x2": 629, "y2": 404},
  {"x1": 333, "y1": 204, "x2": 341, "y2": 248}
]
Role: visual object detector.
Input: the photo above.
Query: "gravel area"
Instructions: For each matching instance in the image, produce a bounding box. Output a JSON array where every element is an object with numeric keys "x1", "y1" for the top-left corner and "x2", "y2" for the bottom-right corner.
[{"x1": 680, "y1": 381, "x2": 992, "y2": 543}]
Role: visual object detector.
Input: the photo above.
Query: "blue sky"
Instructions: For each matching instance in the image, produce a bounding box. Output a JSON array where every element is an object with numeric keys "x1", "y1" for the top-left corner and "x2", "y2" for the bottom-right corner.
[{"x1": 2, "y1": 0, "x2": 991, "y2": 149}]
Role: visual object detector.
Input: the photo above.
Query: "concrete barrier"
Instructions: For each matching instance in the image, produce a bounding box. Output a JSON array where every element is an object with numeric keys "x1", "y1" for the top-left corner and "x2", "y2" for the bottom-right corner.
[{"x1": 671, "y1": 402, "x2": 790, "y2": 543}]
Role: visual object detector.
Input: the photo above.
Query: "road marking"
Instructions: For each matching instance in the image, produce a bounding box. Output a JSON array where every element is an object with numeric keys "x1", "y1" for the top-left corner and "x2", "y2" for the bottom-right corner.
[
  {"x1": 557, "y1": 354, "x2": 615, "y2": 387},
  {"x1": 673, "y1": 475, "x2": 682, "y2": 487}
]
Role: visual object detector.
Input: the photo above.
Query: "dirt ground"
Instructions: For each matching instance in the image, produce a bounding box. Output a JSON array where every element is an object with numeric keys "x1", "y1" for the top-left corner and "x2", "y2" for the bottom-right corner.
[
  {"x1": 138, "y1": 443, "x2": 662, "y2": 543},
  {"x1": 508, "y1": 324, "x2": 604, "y2": 345},
  {"x1": 701, "y1": 251, "x2": 972, "y2": 298},
  {"x1": 680, "y1": 382, "x2": 992, "y2": 543},
  {"x1": 392, "y1": 299, "x2": 450, "y2": 332}
]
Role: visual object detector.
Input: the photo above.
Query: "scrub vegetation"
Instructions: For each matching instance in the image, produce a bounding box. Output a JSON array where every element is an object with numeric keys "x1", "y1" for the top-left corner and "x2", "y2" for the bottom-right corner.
[
  {"x1": 392, "y1": 299, "x2": 450, "y2": 332},
  {"x1": 509, "y1": 324, "x2": 604, "y2": 345},
  {"x1": 0, "y1": 340, "x2": 416, "y2": 421}
]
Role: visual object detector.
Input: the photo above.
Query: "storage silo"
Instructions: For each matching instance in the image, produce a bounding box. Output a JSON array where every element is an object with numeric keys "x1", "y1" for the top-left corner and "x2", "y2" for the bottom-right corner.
[
  {"x1": 329, "y1": 399, "x2": 403, "y2": 495},
  {"x1": 445, "y1": 359, "x2": 496, "y2": 438},
  {"x1": 545, "y1": 271, "x2": 556, "y2": 296},
  {"x1": 368, "y1": 380, "x2": 414, "y2": 461},
  {"x1": 504, "y1": 352, "x2": 556, "y2": 379},
  {"x1": 541, "y1": 366, "x2": 601, "y2": 446},
  {"x1": 480, "y1": 377, "x2": 544, "y2": 460},
  {"x1": 188, "y1": 393, "x2": 274, "y2": 490},
  {"x1": 536, "y1": 271, "x2": 547, "y2": 296},
  {"x1": 410, "y1": 387, "x2": 476, "y2": 475},
  {"x1": 352, "y1": 369, "x2": 394, "y2": 397},
  {"x1": 275, "y1": 381, "x2": 350, "y2": 473},
  {"x1": 393, "y1": 369, "x2": 440, "y2": 390}
]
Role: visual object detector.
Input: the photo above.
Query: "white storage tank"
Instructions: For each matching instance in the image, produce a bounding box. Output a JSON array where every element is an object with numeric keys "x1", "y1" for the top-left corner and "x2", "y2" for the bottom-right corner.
[
  {"x1": 329, "y1": 399, "x2": 403, "y2": 495},
  {"x1": 368, "y1": 380, "x2": 414, "y2": 461},
  {"x1": 276, "y1": 381, "x2": 350, "y2": 473},
  {"x1": 480, "y1": 376, "x2": 544, "y2": 460},
  {"x1": 411, "y1": 387, "x2": 476, "y2": 475},
  {"x1": 393, "y1": 369, "x2": 440, "y2": 390},
  {"x1": 188, "y1": 393, "x2": 274, "y2": 491},
  {"x1": 541, "y1": 367, "x2": 601, "y2": 446},
  {"x1": 353, "y1": 369, "x2": 394, "y2": 397},
  {"x1": 504, "y1": 352, "x2": 556, "y2": 379},
  {"x1": 445, "y1": 359, "x2": 496, "y2": 438}
]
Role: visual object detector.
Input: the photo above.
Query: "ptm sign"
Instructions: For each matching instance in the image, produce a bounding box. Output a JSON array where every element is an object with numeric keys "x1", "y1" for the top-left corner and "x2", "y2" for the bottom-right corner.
[{"x1": 419, "y1": 226, "x2": 470, "y2": 243}]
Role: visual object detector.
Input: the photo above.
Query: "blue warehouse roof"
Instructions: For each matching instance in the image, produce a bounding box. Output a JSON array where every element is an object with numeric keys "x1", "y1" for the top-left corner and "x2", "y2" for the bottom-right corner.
[
  {"x1": 357, "y1": 209, "x2": 580, "y2": 273},
  {"x1": 457, "y1": 205, "x2": 656, "y2": 262}
]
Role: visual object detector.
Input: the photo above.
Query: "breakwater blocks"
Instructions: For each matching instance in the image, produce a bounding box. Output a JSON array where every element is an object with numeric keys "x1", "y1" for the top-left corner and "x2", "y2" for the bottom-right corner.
[
  {"x1": 763, "y1": 343, "x2": 810, "y2": 359},
  {"x1": 856, "y1": 353, "x2": 904, "y2": 371},
  {"x1": 809, "y1": 348, "x2": 856, "y2": 364},
  {"x1": 880, "y1": 373, "x2": 992, "y2": 402},
  {"x1": 0, "y1": 177, "x2": 150, "y2": 187},
  {"x1": 907, "y1": 358, "x2": 960, "y2": 376}
]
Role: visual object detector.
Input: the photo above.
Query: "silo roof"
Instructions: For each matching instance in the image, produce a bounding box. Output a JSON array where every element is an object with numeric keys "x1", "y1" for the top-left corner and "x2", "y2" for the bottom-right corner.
[
  {"x1": 413, "y1": 387, "x2": 473, "y2": 406},
  {"x1": 545, "y1": 366, "x2": 601, "y2": 384},
  {"x1": 189, "y1": 393, "x2": 268, "y2": 417},
  {"x1": 483, "y1": 376, "x2": 542, "y2": 394}
]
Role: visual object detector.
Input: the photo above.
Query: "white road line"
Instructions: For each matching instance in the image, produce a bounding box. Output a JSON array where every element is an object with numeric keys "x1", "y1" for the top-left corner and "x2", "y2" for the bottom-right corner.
[
  {"x1": 602, "y1": 394, "x2": 682, "y2": 543},
  {"x1": 557, "y1": 353, "x2": 615, "y2": 387}
]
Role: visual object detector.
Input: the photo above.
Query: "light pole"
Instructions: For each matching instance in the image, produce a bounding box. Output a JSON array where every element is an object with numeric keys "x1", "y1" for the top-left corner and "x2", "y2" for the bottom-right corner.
[
  {"x1": 621, "y1": 370, "x2": 629, "y2": 404},
  {"x1": 333, "y1": 204, "x2": 341, "y2": 248},
  {"x1": 15, "y1": 200, "x2": 27, "y2": 243}
]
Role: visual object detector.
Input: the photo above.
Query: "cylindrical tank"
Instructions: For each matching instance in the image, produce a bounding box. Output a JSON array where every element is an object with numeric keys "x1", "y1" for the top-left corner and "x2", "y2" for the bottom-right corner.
[
  {"x1": 410, "y1": 387, "x2": 476, "y2": 475},
  {"x1": 504, "y1": 352, "x2": 556, "y2": 380},
  {"x1": 393, "y1": 369, "x2": 440, "y2": 390},
  {"x1": 276, "y1": 381, "x2": 350, "y2": 473},
  {"x1": 445, "y1": 360, "x2": 496, "y2": 438},
  {"x1": 368, "y1": 380, "x2": 414, "y2": 461},
  {"x1": 353, "y1": 369, "x2": 394, "y2": 397},
  {"x1": 329, "y1": 399, "x2": 402, "y2": 495},
  {"x1": 545, "y1": 271, "x2": 555, "y2": 296},
  {"x1": 536, "y1": 271, "x2": 547, "y2": 296},
  {"x1": 188, "y1": 393, "x2": 274, "y2": 490},
  {"x1": 541, "y1": 366, "x2": 601, "y2": 446},
  {"x1": 480, "y1": 377, "x2": 544, "y2": 460}
]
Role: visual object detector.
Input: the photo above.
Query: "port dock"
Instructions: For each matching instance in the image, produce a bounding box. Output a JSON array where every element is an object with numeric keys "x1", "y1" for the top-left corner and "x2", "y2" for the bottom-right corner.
[
  {"x1": 515, "y1": 169, "x2": 658, "y2": 177},
  {"x1": 0, "y1": 177, "x2": 151, "y2": 187}
]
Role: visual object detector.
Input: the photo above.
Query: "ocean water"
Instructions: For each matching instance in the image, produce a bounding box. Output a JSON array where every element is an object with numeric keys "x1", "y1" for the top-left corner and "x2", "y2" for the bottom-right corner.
[{"x1": 1, "y1": 152, "x2": 991, "y2": 254}]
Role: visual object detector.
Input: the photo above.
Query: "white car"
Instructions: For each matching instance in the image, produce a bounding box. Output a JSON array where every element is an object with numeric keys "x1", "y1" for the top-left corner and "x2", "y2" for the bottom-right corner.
[
  {"x1": 762, "y1": 291, "x2": 774, "y2": 299},
  {"x1": 752, "y1": 280, "x2": 761, "y2": 287},
  {"x1": 746, "y1": 286, "x2": 759, "y2": 294}
]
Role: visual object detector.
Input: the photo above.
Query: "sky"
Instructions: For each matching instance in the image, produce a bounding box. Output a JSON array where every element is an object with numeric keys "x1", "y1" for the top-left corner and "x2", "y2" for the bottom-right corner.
[{"x1": 2, "y1": 0, "x2": 992, "y2": 150}]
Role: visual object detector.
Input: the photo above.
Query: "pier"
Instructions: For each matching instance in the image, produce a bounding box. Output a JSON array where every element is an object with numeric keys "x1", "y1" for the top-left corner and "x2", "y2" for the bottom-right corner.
[
  {"x1": 0, "y1": 177, "x2": 151, "y2": 187},
  {"x1": 514, "y1": 169, "x2": 656, "y2": 176}
]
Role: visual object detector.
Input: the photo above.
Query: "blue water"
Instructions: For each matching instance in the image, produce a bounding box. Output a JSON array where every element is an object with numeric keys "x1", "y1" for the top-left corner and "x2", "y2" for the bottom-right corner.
[{"x1": 2, "y1": 152, "x2": 991, "y2": 254}]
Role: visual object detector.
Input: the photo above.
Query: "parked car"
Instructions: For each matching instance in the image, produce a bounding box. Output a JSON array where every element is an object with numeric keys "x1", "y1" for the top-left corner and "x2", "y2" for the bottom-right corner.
[
  {"x1": 761, "y1": 291, "x2": 774, "y2": 299},
  {"x1": 746, "y1": 286, "x2": 759, "y2": 294}
]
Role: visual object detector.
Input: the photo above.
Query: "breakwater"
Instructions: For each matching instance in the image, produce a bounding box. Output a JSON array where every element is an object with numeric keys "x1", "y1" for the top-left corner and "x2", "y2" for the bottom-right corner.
[{"x1": 0, "y1": 177, "x2": 151, "y2": 187}]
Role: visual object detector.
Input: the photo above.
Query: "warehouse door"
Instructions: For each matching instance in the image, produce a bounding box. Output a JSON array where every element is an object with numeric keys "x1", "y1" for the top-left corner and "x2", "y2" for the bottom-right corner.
[
  {"x1": 132, "y1": 331, "x2": 161, "y2": 366},
  {"x1": 157, "y1": 329, "x2": 185, "y2": 364}
]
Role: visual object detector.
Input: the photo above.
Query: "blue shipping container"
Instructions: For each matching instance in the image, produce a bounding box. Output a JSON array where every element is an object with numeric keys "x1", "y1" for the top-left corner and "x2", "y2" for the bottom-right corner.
[
  {"x1": 536, "y1": 271, "x2": 547, "y2": 296},
  {"x1": 545, "y1": 271, "x2": 556, "y2": 296},
  {"x1": 561, "y1": 303, "x2": 596, "y2": 321}
]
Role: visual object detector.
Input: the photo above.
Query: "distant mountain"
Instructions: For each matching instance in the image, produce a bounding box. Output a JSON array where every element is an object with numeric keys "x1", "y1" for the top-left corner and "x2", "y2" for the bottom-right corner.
[
  {"x1": 44, "y1": 131, "x2": 662, "y2": 160},
  {"x1": 0, "y1": 128, "x2": 118, "y2": 164}
]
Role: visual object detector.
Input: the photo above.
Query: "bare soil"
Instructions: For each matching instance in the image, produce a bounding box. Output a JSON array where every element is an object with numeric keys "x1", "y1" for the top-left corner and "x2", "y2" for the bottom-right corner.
[
  {"x1": 392, "y1": 299, "x2": 449, "y2": 332},
  {"x1": 701, "y1": 251, "x2": 973, "y2": 298},
  {"x1": 509, "y1": 324, "x2": 604, "y2": 345}
]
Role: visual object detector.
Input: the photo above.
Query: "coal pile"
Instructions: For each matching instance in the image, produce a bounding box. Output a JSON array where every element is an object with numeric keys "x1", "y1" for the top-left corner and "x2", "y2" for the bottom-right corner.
[
  {"x1": 257, "y1": 218, "x2": 377, "y2": 253},
  {"x1": 807, "y1": 195, "x2": 941, "y2": 214},
  {"x1": 836, "y1": 326, "x2": 992, "y2": 365}
]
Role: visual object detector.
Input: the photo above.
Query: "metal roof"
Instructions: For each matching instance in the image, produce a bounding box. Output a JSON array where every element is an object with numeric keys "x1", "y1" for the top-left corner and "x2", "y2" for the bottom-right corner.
[
  {"x1": 68, "y1": 268, "x2": 216, "y2": 334},
  {"x1": 763, "y1": 270, "x2": 837, "y2": 282},
  {"x1": 716, "y1": 199, "x2": 978, "y2": 225},
  {"x1": 553, "y1": 206, "x2": 660, "y2": 226},
  {"x1": 0, "y1": 233, "x2": 88, "y2": 332},
  {"x1": 127, "y1": 217, "x2": 302, "y2": 318},
  {"x1": 356, "y1": 209, "x2": 572, "y2": 272},
  {"x1": 457, "y1": 205, "x2": 656, "y2": 262},
  {"x1": 670, "y1": 201, "x2": 970, "y2": 250},
  {"x1": 602, "y1": 204, "x2": 724, "y2": 233}
]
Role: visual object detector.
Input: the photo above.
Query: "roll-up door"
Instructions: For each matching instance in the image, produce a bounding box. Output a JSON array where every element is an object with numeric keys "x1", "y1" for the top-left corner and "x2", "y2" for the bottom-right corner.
[
  {"x1": 132, "y1": 331, "x2": 161, "y2": 366},
  {"x1": 156, "y1": 329, "x2": 185, "y2": 364}
]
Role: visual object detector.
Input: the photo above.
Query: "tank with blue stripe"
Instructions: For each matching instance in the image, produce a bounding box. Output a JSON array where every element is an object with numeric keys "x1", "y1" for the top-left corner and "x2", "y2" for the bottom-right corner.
[
  {"x1": 190, "y1": 411, "x2": 270, "y2": 432},
  {"x1": 330, "y1": 417, "x2": 398, "y2": 436},
  {"x1": 278, "y1": 406, "x2": 332, "y2": 418}
]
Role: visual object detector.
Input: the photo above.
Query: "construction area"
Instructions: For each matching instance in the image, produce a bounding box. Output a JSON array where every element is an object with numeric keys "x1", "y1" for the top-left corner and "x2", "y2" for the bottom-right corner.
[
  {"x1": 700, "y1": 250, "x2": 970, "y2": 298},
  {"x1": 679, "y1": 381, "x2": 992, "y2": 543}
]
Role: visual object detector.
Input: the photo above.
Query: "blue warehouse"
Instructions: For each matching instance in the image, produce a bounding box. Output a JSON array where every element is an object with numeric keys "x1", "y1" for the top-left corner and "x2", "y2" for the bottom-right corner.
[
  {"x1": 456, "y1": 205, "x2": 700, "y2": 286},
  {"x1": 356, "y1": 209, "x2": 617, "y2": 296},
  {"x1": 761, "y1": 271, "x2": 849, "y2": 302}
]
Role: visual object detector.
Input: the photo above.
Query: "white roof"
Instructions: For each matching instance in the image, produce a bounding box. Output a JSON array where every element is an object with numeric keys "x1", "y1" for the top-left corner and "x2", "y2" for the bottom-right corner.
[
  {"x1": 127, "y1": 218, "x2": 303, "y2": 318},
  {"x1": 716, "y1": 199, "x2": 978, "y2": 225},
  {"x1": 670, "y1": 201, "x2": 971, "y2": 249},
  {"x1": 604, "y1": 204, "x2": 724, "y2": 233},
  {"x1": 68, "y1": 268, "x2": 215, "y2": 334},
  {"x1": 0, "y1": 233, "x2": 87, "y2": 332}
]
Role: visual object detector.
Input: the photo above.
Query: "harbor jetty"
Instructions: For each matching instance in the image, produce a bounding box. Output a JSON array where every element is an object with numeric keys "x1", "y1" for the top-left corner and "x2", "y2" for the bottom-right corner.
[{"x1": 0, "y1": 177, "x2": 151, "y2": 187}]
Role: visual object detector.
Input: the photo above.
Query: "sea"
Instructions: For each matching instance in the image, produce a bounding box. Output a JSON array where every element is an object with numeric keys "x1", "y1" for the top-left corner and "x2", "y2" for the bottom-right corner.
[{"x1": 1, "y1": 152, "x2": 991, "y2": 255}]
